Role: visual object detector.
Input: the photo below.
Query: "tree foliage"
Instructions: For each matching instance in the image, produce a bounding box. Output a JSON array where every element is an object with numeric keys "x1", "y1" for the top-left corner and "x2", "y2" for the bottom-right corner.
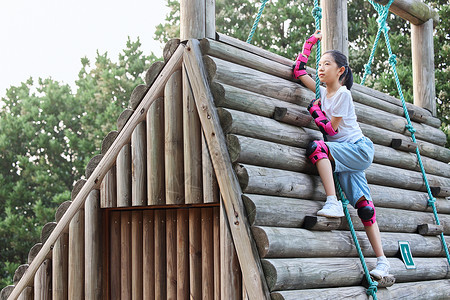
[{"x1": 0, "y1": 38, "x2": 157, "y2": 287}]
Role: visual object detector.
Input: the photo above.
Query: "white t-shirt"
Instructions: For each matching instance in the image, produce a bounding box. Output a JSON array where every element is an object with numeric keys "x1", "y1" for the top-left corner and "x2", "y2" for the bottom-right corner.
[{"x1": 319, "y1": 86, "x2": 363, "y2": 143}]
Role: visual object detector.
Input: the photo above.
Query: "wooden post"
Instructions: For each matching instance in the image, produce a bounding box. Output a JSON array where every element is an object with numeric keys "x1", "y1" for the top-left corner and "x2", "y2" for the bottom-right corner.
[
  {"x1": 180, "y1": 0, "x2": 205, "y2": 40},
  {"x1": 213, "y1": 207, "x2": 221, "y2": 299},
  {"x1": 132, "y1": 121, "x2": 147, "y2": 206},
  {"x1": 34, "y1": 260, "x2": 51, "y2": 300},
  {"x1": 117, "y1": 144, "x2": 132, "y2": 207},
  {"x1": 100, "y1": 166, "x2": 117, "y2": 208},
  {"x1": 143, "y1": 210, "x2": 155, "y2": 300},
  {"x1": 177, "y1": 209, "x2": 189, "y2": 299},
  {"x1": 131, "y1": 211, "x2": 143, "y2": 299},
  {"x1": 68, "y1": 209, "x2": 84, "y2": 299},
  {"x1": 202, "y1": 208, "x2": 214, "y2": 299},
  {"x1": 412, "y1": 19, "x2": 436, "y2": 116},
  {"x1": 321, "y1": 0, "x2": 348, "y2": 57},
  {"x1": 166, "y1": 210, "x2": 177, "y2": 299},
  {"x1": 109, "y1": 211, "x2": 121, "y2": 300},
  {"x1": 189, "y1": 209, "x2": 202, "y2": 299},
  {"x1": 120, "y1": 211, "x2": 132, "y2": 300},
  {"x1": 154, "y1": 210, "x2": 167, "y2": 300},
  {"x1": 165, "y1": 70, "x2": 185, "y2": 204},
  {"x1": 205, "y1": 0, "x2": 216, "y2": 39},
  {"x1": 85, "y1": 190, "x2": 102, "y2": 299}
]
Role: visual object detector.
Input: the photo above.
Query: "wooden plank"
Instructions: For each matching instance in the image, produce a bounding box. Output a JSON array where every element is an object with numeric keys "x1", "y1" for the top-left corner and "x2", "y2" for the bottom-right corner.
[
  {"x1": 184, "y1": 38, "x2": 271, "y2": 300},
  {"x1": 109, "y1": 211, "x2": 121, "y2": 300},
  {"x1": 120, "y1": 211, "x2": 132, "y2": 300},
  {"x1": 131, "y1": 211, "x2": 143, "y2": 299},
  {"x1": 202, "y1": 208, "x2": 214, "y2": 299},
  {"x1": 85, "y1": 190, "x2": 103, "y2": 299},
  {"x1": 183, "y1": 66, "x2": 203, "y2": 204},
  {"x1": 132, "y1": 121, "x2": 147, "y2": 206},
  {"x1": 9, "y1": 43, "x2": 185, "y2": 300},
  {"x1": 117, "y1": 144, "x2": 131, "y2": 207},
  {"x1": 68, "y1": 209, "x2": 84, "y2": 299},
  {"x1": 189, "y1": 209, "x2": 202, "y2": 299},
  {"x1": 165, "y1": 70, "x2": 185, "y2": 205},
  {"x1": 34, "y1": 260, "x2": 51, "y2": 300},
  {"x1": 220, "y1": 203, "x2": 242, "y2": 300},
  {"x1": 177, "y1": 209, "x2": 189, "y2": 300},
  {"x1": 166, "y1": 210, "x2": 177, "y2": 299},
  {"x1": 100, "y1": 166, "x2": 117, "y2": 208},
  {"x1": 143, "y1": 210, "x2": 155, "y2": 300},
  {"x1": 147, "y1": 97, "x2": 165, "y2": 205},
  {"x1": 154, "y1": 210, "x2": 167, "y2": 300},
  {"x1": 213, "y1": 207, "x2": 220, "y2": 300}
]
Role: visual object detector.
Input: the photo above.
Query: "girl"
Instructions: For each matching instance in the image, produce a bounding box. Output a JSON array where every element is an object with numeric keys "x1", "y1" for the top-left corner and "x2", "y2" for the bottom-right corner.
[{"x1": 293, "y1": 30, "x2": 390, "y2": 279}]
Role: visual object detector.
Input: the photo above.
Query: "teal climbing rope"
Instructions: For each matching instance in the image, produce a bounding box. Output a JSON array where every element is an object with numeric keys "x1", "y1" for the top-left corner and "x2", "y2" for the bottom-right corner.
[
  {"x1": 247, "y1": 0, "x2": 270, "y2": 43},
  {"x1": 361, "y1": 0, "x2": 450, "y2": 267},
  {"x1": 310, "y1": 1, "x2": 379, "y2": 299}
]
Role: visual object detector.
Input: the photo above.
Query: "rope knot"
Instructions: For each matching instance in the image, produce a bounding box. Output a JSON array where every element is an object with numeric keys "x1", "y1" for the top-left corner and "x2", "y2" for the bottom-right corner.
[
  {"x1": 405, "y1": 124, "x2": 416, "y2": 133},
  {"x1": 428, "y1": 197, "x2": 437, "y2": 207},
  {"x1": 366, "y1": 281, "x2": 378, "y2": 296},
  {"x1": 341, "y1": 197, "x2": 349, "y2": 207},
  {"x1": 364, "y1": 63, "x2": 372, "y2": 75},
  {"x1": 388, "y1": 54, "x2": 397, "y2": 66},
  {"x1": 312, "y1": 6, "x2": 322, "y2": 20}
]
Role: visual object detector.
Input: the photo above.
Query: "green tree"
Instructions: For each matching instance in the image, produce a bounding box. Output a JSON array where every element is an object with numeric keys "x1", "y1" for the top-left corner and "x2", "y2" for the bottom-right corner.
[{"x1": 0, "y1": 38, "x2": 157, "y2": 288}]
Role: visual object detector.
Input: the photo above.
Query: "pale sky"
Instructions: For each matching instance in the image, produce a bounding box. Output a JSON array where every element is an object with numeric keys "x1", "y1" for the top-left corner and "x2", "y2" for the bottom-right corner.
[{"x1": 0, "y1": 0, "x2": 170, "y2": 97}]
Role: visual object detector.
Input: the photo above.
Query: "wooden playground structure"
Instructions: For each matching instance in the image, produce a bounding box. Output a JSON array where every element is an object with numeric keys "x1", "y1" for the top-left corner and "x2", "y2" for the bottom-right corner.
[{"x1": 1, "y1": 0, "x2": 449, "y2": 299}]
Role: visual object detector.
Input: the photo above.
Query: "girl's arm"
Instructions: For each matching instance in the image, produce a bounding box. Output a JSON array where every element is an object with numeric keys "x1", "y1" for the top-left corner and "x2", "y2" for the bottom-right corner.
[
  {"x1": 331, "y1": 116, "x2": 342, "y2": 132},
  {"x1": 293, "y1": 30, "x2": 322, "y2": 93},
  {"x1": 298, "y1": 74, "x2": 317, "y2": 93}
]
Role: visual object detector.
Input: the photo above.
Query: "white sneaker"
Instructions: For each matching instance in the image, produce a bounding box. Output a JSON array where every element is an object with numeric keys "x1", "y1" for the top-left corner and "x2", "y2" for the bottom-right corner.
[
  {"x1": 370, "y1": 259, "x2": 390, "y2": 280},
  {"x1": 317, "y1": 198, "x2": 344, "y2": 217}
]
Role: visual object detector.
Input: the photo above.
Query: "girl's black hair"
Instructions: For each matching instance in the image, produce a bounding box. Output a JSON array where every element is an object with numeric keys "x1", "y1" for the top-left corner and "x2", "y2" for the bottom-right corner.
[{"x1": 324, "y1": 50, "x2": 353, "y2": 90}]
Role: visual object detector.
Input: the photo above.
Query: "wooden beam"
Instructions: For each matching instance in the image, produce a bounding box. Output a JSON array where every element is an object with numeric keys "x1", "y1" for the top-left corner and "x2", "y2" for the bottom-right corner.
[
  {"x1": 183, "y1": 39, "x2": 271, "y2": 300},
  {"x1": 8, "y1": 44, "x2": 185, "y2": 300},
  {"x1": 373, "y1": 0, "x2": 439, "y2": 25}
]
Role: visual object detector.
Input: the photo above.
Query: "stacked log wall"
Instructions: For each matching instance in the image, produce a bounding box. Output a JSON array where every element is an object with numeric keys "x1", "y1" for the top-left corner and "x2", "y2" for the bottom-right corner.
[{"x1": 200, "y1": 36, "x2": 450, "y2": 298}]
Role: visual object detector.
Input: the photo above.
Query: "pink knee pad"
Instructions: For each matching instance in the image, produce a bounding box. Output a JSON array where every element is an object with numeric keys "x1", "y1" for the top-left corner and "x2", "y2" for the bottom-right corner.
[
  {"x1": 305, "y1": 140, "x2": 329, "y2": 164},
  {"x1": 356, "y1": 199, "x2": 376, "y2": 226}
]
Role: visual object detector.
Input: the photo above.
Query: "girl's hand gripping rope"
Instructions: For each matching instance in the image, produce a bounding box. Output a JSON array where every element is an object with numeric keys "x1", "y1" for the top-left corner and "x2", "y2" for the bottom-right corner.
[
  {"x1": 293, "y1": 30, "x2": 322, "y2": 79},
  {"x1": 308, "y1": 99, "x2": 338, "y2": 136}
]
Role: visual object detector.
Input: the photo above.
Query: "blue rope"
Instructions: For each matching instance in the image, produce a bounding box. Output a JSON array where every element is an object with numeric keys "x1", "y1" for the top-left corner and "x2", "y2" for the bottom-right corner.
[
  {"x1": 247, "y1": 0, "x2": 270, "y2": 43},
  {"x1": 311, "y1": 1, "x2": 378, "y2": 298},
  {"x1": 362, "y1": 0, "x2": 450, "y2": 267}
]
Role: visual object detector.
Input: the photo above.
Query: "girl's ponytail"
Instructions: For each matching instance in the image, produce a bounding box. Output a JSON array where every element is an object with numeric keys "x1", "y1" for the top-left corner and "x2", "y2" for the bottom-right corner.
[
  {"x1": 324, "y1": 50, "x2": 353, "y2": 90},
  {"x1": 343, "y1": 65, "x2": 353, "y2": 90}
]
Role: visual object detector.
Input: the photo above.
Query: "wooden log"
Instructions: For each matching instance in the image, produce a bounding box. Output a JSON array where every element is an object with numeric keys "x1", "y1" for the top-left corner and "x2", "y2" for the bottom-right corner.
[
  {"x1": 165, "y1": 70, "x2": 185, "y2": 204},
  {"x1": 101, "y1": 131, "x2": 119, "y2": 155},
  {"x1": 252, "y1": 226, "x2": 449, "y2": 258},
  {"x1": 9, "y1": 43, "x2": 185, "y2": 300},
  {"x1": 85, "y1": 154, "x2": 103, "y2": 179},
  {"x1": 117, "y1": 144, "x2": 131, "y2": 207},
  {"x1": 391, "y1": 138, "x2": 417, "y2": 153},
  {"x1": 117, "y1": 109, "x2": 134, "y2": 132},
  {"x1": 180, "y1": 0, "x2": 205, "y2": 40},
  {"x1": 271, "y1": 279, "x2": 450, "y2": 300},
  {"x1": 302, "y1": 215, "x2": 342, "y2": 231},
  {"x1": 166, "y1": 209, "x2": 177, "y2": 299},
  {"x1": 177, "y1": 209, "x2": 189, "y2": 300},
  {"x1": 242, "y1": 194, "x2": 450, "y2": 234},
  {"x1": 206, "y1": 37, "x2": 441, "y2": 128},
  {"x1": 101, "y1": 166, "x2": 117, "y2": 208},
  {"x1": 143, "y1": 210, "x2": 155, "y2": 300},
  {"x1": 71, "y1": 179, "x2": 86, "y2": 201},
  {"x1": 202, "y1": 208, "x2": 214, "y2": 299},
  {"x1": 13, "y1": 265, "x2": 29, "y2": 285},
  {"x1": 131, "y1": 211, "x2": 143, "y2": 300},
  {"x1": 17, "y1": 287, "x2": 32, "y2": 300},
  {"x1": 129, "y1": 84, "x2": 149, "y2": 110},
  {"x1": 145, "y1": 61, "x2": 165, "y2": 86},
  {"x1": 34, "y1": 259, "x2": 51, "y2": 300},
  {"x1": 120, "y1": 211, "x2": 132, "y2": 300},
  {"x1": 40, "y1": 222, "x2": 56, "y2": 244},
  {"x1": 189, "y1": 209, "x2": 202, "y2": 300},
  {"x1": 412, "y1": 19, "x2": 436, "y2": 115},
  {"x1": 55, "y1": 200, "x2": 71, "y2": 223},
  {"x1": 52, "y1": 232, "x2": 68, "y2": 300},
  {"x1": 202, "y1": 132, "x2": 220, "y2": 203},
  {"x1": 154, "y1": 210, "x2": 167, "y2": 300},
  {"x1": 68, "y1": 209, "x2": 84, "y2": 299},
  {"x1": 147, "y1": 97, "x2": 165, "y2": 205},
  {"x1": 220, "y1": 203, "x2": 242, "y2": 300},
  {"x1": 321, "y1": 0, "x2": 348, "y2": 56},
  {"x1": 273, "y1": 106, "x2": 312, "y2": 127},
  {"x1": 27, "y1": 243, "x2": 42, "y2": 265},
  {"x1": 262, "y1": 257, "x2": 450, "y2": 291},
  {"x1": 85, "y1": 190, "x2": 102, "y2": 300},
  {"x1": 109, "y1": 211, "x2": 121, "y2": 299},
  {"x1": 183, "y1": 66, "x2": 203, "y2": 204},
  {"x1": 184, "y1": 39, "x2": 280, "y2": 299},
  {"x1": 205, "y1": 0, "x2": 215, "y2": 39},
  {"x1": 213, "y1": 207, "x2": 220, "y2": 299},
  {"x1": 0, "y1": 286, "x2": 14, "y2": 300},
  {"x1": 206, "y1": 55, "x2": 446, "y2": 146},
  {"x1": 431, "y1": 186, "x2": 450, "y2": 198},
  {"x1": 132, "y1": 121, "x2": 147, "y2": 206},
  {"x1": 418, "y1": 223, "x2": 444, "y2": 236},
  {"x1": 14, "y1": 265, "x2": 33, "y2": 300},
  {"x1": 374, "y1": 0, "x2": 439, "y2": 25},
  {"x1": 163, "y1": 39, "x2": 181, "y2": 63}
]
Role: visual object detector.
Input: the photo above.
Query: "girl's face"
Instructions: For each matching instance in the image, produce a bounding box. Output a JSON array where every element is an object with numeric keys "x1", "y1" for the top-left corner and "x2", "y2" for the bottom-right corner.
[{"x1": 318, "y1": 53, "x2": 345, "y2": 85}]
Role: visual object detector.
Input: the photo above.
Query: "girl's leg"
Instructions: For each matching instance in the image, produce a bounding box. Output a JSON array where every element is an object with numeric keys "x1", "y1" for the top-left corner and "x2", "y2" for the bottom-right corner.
[{"x1": 316, "y1": 158, "x2": 336, "y2": 196}]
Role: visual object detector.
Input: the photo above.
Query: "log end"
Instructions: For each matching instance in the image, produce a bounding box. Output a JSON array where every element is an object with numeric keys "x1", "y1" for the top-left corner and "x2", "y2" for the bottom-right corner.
[
  {"x1": 41, "y1": 222, "x2": 57, "y2": 244},
  {"x1": 101, "y1": 130, "x2": 119, "y2": 155},
  {"x1": 55, "y1": 200, "x2": 72, "y2": 222},
  {"x1": 71, "y1": 179, "x2": 87, "y2": 201},
  {"x1": 226, "y1": 134, "x2": 241, "y2": 163},
  {"x1": 117, "y1": 108, "x2": 134, "y2": 132},
  {"x1": 242, "y1": 194, "x2": 257, "y2": 226},
  {"x1": 273, "y1": 107, "x2": 287, "y2": 121},
  {"x1": 129, "y1": 84, "x2": 149, "y2": 110},
  {"x1": 362, "y1": 274, "x2": 395, "y2": 288},
  {"x1": 233, "y1": 163, "x2": 249, "y2": 191},
  {"x1": 202, "y1": 55, "x2": 217, "y2": 82},
  {"x1": 303, "y1": 215, "x2": 342, "y2": 231},
  {"x1": 163, "y1": 39, "x2": 181, "y2": 62},
  {"x1": 261, "y1": 259, "x2": 278, "y2": 292},
  {"x1": 13, "y1": 264, "x2": 29, "y2": 285},
  {"x1": 251, "y1": 226, "x2": 270, "y2": 258},
  {"x1": 199, "y1": 38, "x2": 211, "y2": 55},
  {"x1": 210, "y1": 82, "x2": 225, "y2": 106},
  {"x1": 85, "y1": 154, "x2": 103, "y2": 179},
  {"x1": 145, "y1": 60, "x2": 165, "y2": 86},
  {"x1": 0, "y1": 285, "x2": 14, "y2": 300},
  {"x1": 27, "y1": 243, "x2": 43, "y2": 264},
  {"x1": 217, "y1": 108, "x2": 232, "y2": 133}
]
